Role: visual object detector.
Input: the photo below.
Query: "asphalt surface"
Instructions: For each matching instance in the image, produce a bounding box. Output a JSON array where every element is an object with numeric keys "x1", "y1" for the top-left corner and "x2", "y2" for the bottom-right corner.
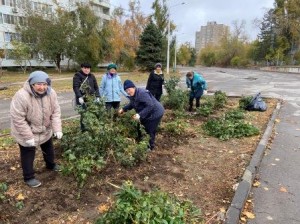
[{"x1": 1, "y1": 67, "x2": 300, "y2": 223}]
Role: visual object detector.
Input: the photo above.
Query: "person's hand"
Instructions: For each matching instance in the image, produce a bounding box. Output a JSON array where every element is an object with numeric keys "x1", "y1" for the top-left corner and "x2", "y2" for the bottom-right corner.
[
  {"x1": 187, "y1": 87, "x2": 191, "y2": 91},
  {"x1": 54, "y1": 132, "x2": 63, "y2": 139},
  {"x1": 203, "y1": 90, "x2": 208, "y2": 95},
  {"x1": 78, "y1": 97, "x2": 84, "y2": 105},
  {"x1": 118, "y1": 108, "x2": 124, "y2": 115},
  {"x1": 95, "y1": 97, "x2": 100, "y2": 103},
  {"x1": 132, "y1": 113, "x2": 140, "y2": 121},
  {"x1": 25, "y1": 139, "x2": 35, "y2": 147}
]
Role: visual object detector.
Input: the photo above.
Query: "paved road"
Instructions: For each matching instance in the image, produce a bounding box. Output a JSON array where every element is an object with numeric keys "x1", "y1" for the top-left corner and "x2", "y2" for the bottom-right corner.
[{"x1": 1, "y1": 67, "x2": 300, "y2": 130}]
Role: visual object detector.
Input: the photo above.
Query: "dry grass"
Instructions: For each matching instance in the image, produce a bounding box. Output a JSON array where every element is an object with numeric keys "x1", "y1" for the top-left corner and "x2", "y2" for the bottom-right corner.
[{"x1": 0, "y1": 70, "x2": 181, "y2": 99}]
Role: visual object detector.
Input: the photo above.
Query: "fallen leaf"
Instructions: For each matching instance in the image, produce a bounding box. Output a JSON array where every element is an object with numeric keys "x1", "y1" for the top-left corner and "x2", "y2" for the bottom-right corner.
[
  {"x1": 275, "y1": 119, "x2": 280, "y2": 123},
  {"x1": 98, "y1": 204, "x2": 109, "y2": 213},
  {"x1": 280, "y1": 187, "x2": 288, "y2": 193},
  {"x1": 16, "y1": 193, "x2": 25, "y2": 201},
  {"x1": 220, "y1": 207, "x2": 226, "y2": 213},
  {"x1": 232, "y1": 183, "x2": 239, "y2": 191},
  {"x1": 243, "y1": 211, "x2": 255, "y2": 219},
  {"x1": 253, "y1": 181, "x2": 261, "y2": 187},
  {"x1": 240, "y1": 217, "x2": 246, "y2": 222}
]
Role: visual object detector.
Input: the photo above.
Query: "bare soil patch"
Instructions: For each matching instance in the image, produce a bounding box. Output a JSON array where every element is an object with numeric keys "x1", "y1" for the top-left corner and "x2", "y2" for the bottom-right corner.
[{"x1": 0, "y1": 97, "x2": 278, "y2": 224}]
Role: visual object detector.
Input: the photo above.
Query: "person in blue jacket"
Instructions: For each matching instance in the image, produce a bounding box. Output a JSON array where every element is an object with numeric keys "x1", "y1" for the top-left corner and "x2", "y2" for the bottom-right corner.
[
  {"x1": 99, "y1": 63, "x2": 128, "y2": 110},
  {"x1": 118, "y1": 80, "x2": 165, "y2": 151},
  {"x1": 186, "y1": 71, "x2": 207, "y2": 112}
]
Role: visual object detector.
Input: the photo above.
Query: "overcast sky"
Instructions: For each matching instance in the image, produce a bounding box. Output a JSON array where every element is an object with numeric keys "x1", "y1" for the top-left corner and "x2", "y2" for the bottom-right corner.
[{"x1": 110, "y1": 0, "x2": 275, "y2": 47}]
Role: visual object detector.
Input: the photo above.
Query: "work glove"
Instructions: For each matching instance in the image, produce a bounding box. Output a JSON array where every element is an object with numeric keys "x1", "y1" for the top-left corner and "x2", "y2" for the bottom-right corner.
[
  {"x1": 25, "y1": 139, "x2": 35, "y2": 147},
  {"x1": 187, "y1": 87, "x2": 191, "y2": 91},
  {"x1": 203, "y1": 90, "x2": 208, "y2": 95},
  {"x1": 132, "y1": 113, "x2": 140, "y2": 121},
  {"x1": 54, "y1": 132, "x2": 63, "y2": 139},
  {"x1": 118, "y1": 108, "x2": 124, "y2": 115},
  {"x1": 78, "y1": 97, "x2": 84, "y2": 105},
  {"x1": 95, "y1": 97, "x2": 100, "y2": 103}
]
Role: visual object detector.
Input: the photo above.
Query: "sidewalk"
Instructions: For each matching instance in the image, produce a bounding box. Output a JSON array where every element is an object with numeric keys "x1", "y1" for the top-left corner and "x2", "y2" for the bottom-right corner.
[
  {"x1": 226, "y1": 100, "x2": 300, "y2": 223},
  {"x1": 249, "y1": 101, "x2": 300, "y2": 224}
]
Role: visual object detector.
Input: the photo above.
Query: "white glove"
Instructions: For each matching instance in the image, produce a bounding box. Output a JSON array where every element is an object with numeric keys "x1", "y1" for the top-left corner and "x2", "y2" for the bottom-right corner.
[
  {"x1": 95, "y1": 97, "x2": 100, "y2": 103},
  {"x1": 118, "y1": 108, "x2": 124, "y2": 115},
  {"x1": 78, "y1": 97, "x2": 84, "y2": 105},
  {"x1": 54, "y1": 132, "x2": 63, "y2": 139},
  {"x1": 132, "y1": 113, "x2": 140, "y2": 121},
  {"x1": 203, "y1": 90, "x2": 208, "y2": 95},
  {"x1": 187, "y1": 87, "x2": 191, "y2": 91},
  {"x1": 25, "y1": 139, "x2": 35, "y2": 147}
]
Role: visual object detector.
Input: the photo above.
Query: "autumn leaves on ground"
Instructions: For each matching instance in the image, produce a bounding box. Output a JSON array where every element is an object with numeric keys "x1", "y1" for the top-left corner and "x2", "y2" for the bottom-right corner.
[{"x1": 0, "y1": 88, "x2": 278, "y2": 223}]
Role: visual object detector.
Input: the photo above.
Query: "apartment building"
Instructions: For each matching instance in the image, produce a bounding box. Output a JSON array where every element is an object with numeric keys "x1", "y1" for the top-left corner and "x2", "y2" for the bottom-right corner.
[
  {"x1": 195, "y1": 21, "x2": 229, "y2": 54},
  {"x1": 0, "y1": 0, "x2": 110, "y2": 67}
]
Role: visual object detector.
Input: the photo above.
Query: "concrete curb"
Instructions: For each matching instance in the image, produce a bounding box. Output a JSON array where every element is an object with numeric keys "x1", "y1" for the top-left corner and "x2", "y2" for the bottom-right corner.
[{"x1": 225, "y1": 101, "x2": 282, "y2": 224}]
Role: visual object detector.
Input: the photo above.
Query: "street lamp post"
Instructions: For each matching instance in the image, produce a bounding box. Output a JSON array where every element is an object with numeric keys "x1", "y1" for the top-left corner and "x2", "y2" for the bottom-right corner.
[
  {"x1": 166, "y1": 2, "x2": 185, "y2": 75},
  {"x1": 166, "y1": 18, "x2": 171, "y2": 75}
]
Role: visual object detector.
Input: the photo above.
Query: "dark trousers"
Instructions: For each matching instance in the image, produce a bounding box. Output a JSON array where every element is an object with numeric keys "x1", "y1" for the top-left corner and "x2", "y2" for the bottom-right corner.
[
  {"x1": 79, "y1": 103, "x2": 87, "y2": 131},
  {"x1": 105, "y1": 101, "x2": 120, "y2": 110},
  {"x1": 189, "y1": 97, "x2": 201, "y2": 110},
  {"x1": 189, "y1": 89, "x2": 203, "y2": 111},
  {"x1": 141, "y1": 116, "x2": 163, "y2": 150},
  {"x1": 19, "y1": 138, "x2": 55, "y2": 181},
  {"x1": 153, "y1": 93, "x2": 162, "y2": 102}
]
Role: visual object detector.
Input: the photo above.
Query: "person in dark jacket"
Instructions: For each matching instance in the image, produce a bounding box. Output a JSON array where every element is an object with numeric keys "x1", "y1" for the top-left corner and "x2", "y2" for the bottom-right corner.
[
  {"x1": 73, "y1": 62, "x2": 100, "y2": 130},
  {"x1": 146, "y1": 63, "x2": 164, "y2": 101},
  {"x1": 118, "y1": 80, "x2": 165, "y2": 150}
]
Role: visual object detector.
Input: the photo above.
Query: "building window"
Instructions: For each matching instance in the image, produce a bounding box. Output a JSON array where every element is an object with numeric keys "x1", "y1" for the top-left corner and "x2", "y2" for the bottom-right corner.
[
  {"x1": 4, "y1": 32, "x2": 21, "y2": 42},
  {"x1": 0, "y1": 13, "x2": 3, "y2": 24},
  {"x1": 3, "y1": 14, "x2": 15, "y2": 24}
]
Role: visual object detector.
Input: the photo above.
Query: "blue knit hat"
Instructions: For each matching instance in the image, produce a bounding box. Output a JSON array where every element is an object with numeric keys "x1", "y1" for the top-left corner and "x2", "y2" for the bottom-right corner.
[
  {"x1": 28, "y1": 71, "x2": 50, "y2": 85},
  {"x1": 107, "y1": 63, "x2": 117, "y2": 70},
  {"x1": 124, "y1": 80, "x2": 135, "y2": 90}
]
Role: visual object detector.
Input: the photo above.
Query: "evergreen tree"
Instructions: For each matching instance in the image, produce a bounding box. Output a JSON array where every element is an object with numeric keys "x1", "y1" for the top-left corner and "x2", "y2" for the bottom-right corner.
[{"x1": 136, "y1": 21, "x2": 163, "y2": 71}]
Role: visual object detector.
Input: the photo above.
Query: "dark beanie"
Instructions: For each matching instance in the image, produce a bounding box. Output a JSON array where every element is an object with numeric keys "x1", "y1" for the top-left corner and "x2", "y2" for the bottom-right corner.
[
  {"x1": 81, "y1": 62, "x2": 91, "y2": 68},
  {"x1": 107, "y1": 63, "x2": 117, "y2": 70},
  {"x1": 29, "y1": 71, "x2": 50, "y2": 85},
  {"x1": 124, "y1": 79, "x2": 135, "y2": 90}
]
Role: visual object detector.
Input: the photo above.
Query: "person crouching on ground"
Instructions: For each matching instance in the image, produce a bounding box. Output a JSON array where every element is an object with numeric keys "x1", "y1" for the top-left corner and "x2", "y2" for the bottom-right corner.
[
  {"x1": 118, "y1": 80, "x2": 164, "y2": 151},
  {"x1": 10, "y1": 71, "x2": 62, "y2": 188},
  {"x1": 186, "y1": 71, "x2": 207, "y2": 112}
]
